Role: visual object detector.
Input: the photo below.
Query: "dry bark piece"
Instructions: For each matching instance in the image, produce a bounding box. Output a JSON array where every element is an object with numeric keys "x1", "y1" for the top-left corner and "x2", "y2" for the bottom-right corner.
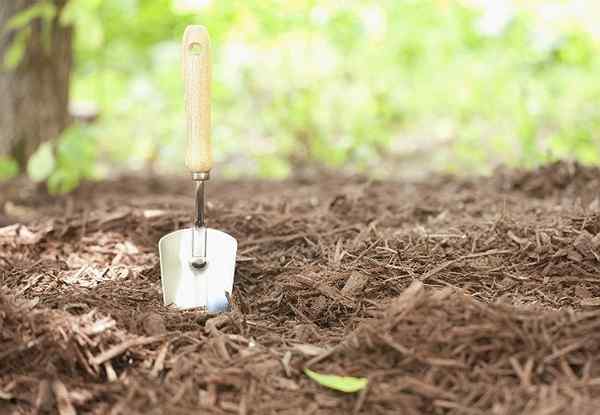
[
  {"x1": 104, "y1": 362, "x2": 117, "y2": 382},
  {"x1": 205, "y1": 314, "x2": 231, "y2": 336},
  {"x1": 341, "y1": 272, "x2": 369, "y2": 296},
  {"x1": 151, "y1": 342, "x2": 170, "y2": 378},
  {"x1": 592, "y1": 233, "x2": 600, "y2": 249},
  {"x1": 507, "y1": 230, "x2": 529, "y2": 247},
  {"x1": 0, "y1": 223, "x2": 45, "y2": 245},
  {"x1": 567, "y1": 249, "x2": 584, "y2": 262},
  {"x1": 574, "y1": 286, "x2": 591, "y2": 299},
  {"x1": 429, "y1": 287, "x2": 455, "y2": 301},
  {"x1": 307, "y1": 296, "x2": 327, "y2": 318},
  {"x1": 52, "y1": 380, "x2": 76, "y2": 415},
  {"x1": 90, "y1": 336, "x2": 163, "y2": 366},
  {"x1": 386, "y1": 280, "x2": 425, "y2": 321},
  {"x1": 580, "y1": 297, "x2": 600, "y2": 307},
  {"x1": 0, "y1": 390, "x2": 14, "y2": 401},
  {"x1": 272, "y1": 377, "x2": 299, "y2": 391},
  {"x1": 35, "y1": 380, "x2": 54, "y2": 413},
  {"x1": 141, "y1": 312, "x2": 166, "y2": 336},
  {"x1": 304, "y1": 279, "x2": 354, "y2": 308},
  {"x1": 292, "y1": 344, "x2": 328, "y2": 356},
  {"x1": 574, "y1": 231, "x2": 595, "y2": 257}
]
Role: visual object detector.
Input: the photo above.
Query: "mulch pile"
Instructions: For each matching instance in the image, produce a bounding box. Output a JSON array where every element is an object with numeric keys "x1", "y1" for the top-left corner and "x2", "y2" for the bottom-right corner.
[{"x1": 1, "y1": 160, "x2": 600, "y2": 414}]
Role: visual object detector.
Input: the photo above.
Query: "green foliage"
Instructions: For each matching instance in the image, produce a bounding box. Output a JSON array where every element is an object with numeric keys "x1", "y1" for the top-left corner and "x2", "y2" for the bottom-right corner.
[
  {"x1": 6, "y1": 0, "x2": 600, "y2": 188},
  {"x1": 27, "y1": 142, "x2": 55, "y2": 182},
  {"x1": 0, "y1": 157, "x2": 19, "y2": 180},
  {"x1": 60, "y1": 0, "x2": 104, "y2": 50},
  {"x1": 2, "y1": 26, "x2": 31, "y2": 69},
  {"x1": 2, "y1": 0, "x2": 57, "y2": 69},
  {"x1": 58, "y1": 0, "x2": 600, "y2": 179},
  {"x1": 26, "y1": 124, "x2": 98, "y2": 193},
  {"x1": 554, "y1": 32, "x2": 595, "y2": 67},
  {"x1": 3, "y1": 1, "x2": 56, "y2": 33},
  {"x1": 48, "y1": 124, "x2": 98, "y2": 193}
]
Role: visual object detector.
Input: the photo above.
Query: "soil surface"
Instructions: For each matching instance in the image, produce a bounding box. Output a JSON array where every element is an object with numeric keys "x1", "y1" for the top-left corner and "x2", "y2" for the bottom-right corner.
[{"x1": 2, "y1": 161, "x2": 600, "y2": 414}]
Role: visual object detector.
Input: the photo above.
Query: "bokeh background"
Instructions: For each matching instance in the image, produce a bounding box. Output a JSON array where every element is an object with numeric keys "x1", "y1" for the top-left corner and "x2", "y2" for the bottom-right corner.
[{"x1": 1, "y1": 0, "x2": 600, "y2": 192}]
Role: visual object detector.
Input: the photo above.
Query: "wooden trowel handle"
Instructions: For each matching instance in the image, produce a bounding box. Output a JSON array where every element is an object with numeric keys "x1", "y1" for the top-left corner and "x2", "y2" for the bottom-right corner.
[{"x1": 183, "y1": 25, "x2": 212, "y2": 174}]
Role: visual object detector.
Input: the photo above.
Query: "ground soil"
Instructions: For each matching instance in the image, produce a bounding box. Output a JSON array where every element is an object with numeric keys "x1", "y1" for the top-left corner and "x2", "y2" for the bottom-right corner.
[{"x1": 1, "y1": 160, "x2": 600, "y2": 414}]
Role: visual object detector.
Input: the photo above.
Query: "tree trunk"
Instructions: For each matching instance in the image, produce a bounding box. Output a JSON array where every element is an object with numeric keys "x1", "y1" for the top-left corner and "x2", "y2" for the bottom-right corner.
[{"x1": 0, "y1": 0, "x2": 73, "y2": 170}]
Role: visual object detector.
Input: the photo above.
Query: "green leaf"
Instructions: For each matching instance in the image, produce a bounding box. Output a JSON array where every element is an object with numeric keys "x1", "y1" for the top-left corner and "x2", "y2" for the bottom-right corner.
[
  {"x1": 55, "y1": 124, "x2": 98, "y2": 177},
  {"x1": 60, "y1": 0, "x2": 103, "y2": 25},
  {"x1": 60, "y1": 0, "x2": 104, "y2": 49},
  {"x1": 47, "y1": 168, "x2": 80, "y2": 194},
  {"x1": 257, "y1": 155, "x2": 290, "y2": 179},
  {"x1": 0, "y1": 157, "x2": 19, "y2": 181},
  {"x1": 2, "y1": 26, "x2": 31, "y2": 70},
  {"x1": 3, "y1": 1, "x2": 56, "y2": 33},
  {"x1": 304, "y1": 368, "x2": 367, "y2": 393},
  {"x1": 27, "y1": 142, "x2": 55, "y2": 182},
  {"x1": 2, "y1": 1, "x2": 57, "y2": 67}
]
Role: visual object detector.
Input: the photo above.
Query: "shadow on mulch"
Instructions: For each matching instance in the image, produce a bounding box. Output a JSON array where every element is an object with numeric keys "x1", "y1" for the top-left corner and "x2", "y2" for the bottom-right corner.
[{"x1": 1, "y1": 160, "x2": 600, "y2": 414}]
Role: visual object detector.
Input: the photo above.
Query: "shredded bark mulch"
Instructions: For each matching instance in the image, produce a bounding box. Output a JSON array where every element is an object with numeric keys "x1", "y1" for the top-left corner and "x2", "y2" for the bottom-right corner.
[{"x1": 1, "y1": 160, "x2": 600, "y2": 414}]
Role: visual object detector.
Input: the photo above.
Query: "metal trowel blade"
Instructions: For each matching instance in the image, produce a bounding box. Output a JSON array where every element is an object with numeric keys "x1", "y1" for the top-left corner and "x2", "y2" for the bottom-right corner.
[{"x1": 158, "y1": 227, "x2": 237, "y2": 313}]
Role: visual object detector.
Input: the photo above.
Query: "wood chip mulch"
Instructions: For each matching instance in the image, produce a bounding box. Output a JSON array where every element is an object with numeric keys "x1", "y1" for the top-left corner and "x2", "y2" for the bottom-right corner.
[{"x1": 1, "y1": 160, "x2": 600, "y2": 414}]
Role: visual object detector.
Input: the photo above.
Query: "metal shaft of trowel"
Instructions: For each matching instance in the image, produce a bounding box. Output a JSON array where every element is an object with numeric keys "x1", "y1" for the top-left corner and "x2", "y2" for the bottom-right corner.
[{"x1": 191, "y1": 171, "x2": 209, "y2": 269}]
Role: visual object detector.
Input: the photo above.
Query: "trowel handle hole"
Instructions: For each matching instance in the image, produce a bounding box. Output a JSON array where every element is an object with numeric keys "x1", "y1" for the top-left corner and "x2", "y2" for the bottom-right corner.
[{"x1": 189, "y1": 43, "x2": 203, "y2": 55}]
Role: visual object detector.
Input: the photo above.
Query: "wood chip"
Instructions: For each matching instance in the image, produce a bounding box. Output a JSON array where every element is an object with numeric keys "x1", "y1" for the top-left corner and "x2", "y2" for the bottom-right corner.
[
  {"x1": 580, "y1": 297, "x2": 600, "y2": 307},
  {"x1": 0, "y1": 223, "x2": 45, "y2": 245},
  {"x1": 206, "y1": 314, "x2": 230, "y2": 337},
  {"x1": 281, "y1": 351, "x2": 292, "y2": 377},
  {"x1": 35, "y1": 380, "x2": 54, "y2": 413},
  {"x1": 104, "y1": 361, "x2": 117, "y2": 382},
  {"x1": 387, "y1": 280, "x2": 425, "y2": 320},
  {"x1": 151, "y1": 342, "x2": 170, "y2": 378},
  {"x1": 341, "y1": 272, "x2": 369, "y2": 296},
  {"x1": 0, "y1": 390, "x2": 14, "y2": 401},
  {"x1": 292, "y1": 344, "x2": 328, "y2": 356},
  {"x1": 316, "y1": 283, "x2": 353, "y2": 307},
  {"x1": 272, "y1": 377, "x2": 299, "y2": 391},
  {"x1": 90, "y1": 336, "x2": 163, "y2": 366},
  {"x1": 429, "y1": 287, "x2": 455, "y2": 301},
  {"x1": 142, "y1": 312, "x2": 166, "y2": 336},
  {"x1": 52, "y1": 380, "x2": 76, "y2": 415},
  {"x1": 87, "y1": 317, "x2": 116, "y2": 335}
]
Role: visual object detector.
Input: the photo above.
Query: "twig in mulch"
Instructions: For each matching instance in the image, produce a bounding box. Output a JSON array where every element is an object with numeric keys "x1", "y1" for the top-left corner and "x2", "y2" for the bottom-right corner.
[
  {"x1": 151, "y1": 342, "x2": 170, "y2": 378},
  {"x1": 0, "y1": 336, "x2": 45, "y2": 361},
  {"x1": 52, "y1": 380, "x2": 76, "y2": 415},
  {"x1": 349, "y1": 238, "x2": 382, "y2": 265},
  {"x1": 288, "y1": 302, "x2": 317, "y2": 325},
  {"x1": 420, "y1": 249, "x2": 513, "y2": 281},
  {"x1": 241, "y1": 224, "x2": 359, "y2": 247},
  {"x1": 90, "y1": 336, "x2": 165, "y2": 366},
  {"x1": 304, "y1": 344, "x2": 343, "y2": 369},
  {"x1": 353, "y1": 377, "x2": 370, "y2": 415}
]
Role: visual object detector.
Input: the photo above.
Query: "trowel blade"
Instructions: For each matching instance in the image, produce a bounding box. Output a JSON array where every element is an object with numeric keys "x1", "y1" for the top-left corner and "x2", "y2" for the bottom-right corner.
[{"x1": 158, "y1": 227, "x2": 237, "y2": 312}]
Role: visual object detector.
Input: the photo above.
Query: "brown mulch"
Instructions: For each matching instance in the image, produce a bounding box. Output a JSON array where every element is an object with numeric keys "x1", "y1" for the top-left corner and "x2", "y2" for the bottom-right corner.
[{"x1": 1, "y1": 160, "x2": 600, "y2": 414}]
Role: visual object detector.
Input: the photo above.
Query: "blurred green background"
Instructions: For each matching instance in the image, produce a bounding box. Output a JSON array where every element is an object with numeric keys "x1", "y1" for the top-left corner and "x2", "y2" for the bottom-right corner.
[{"x1": 2, "y1": 0, "x2": 600, "y2": 192}]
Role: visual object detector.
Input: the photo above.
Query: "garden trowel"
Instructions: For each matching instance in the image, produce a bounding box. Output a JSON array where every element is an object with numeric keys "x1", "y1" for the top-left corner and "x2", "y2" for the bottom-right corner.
[{"x1": 158, "y1": 25, "x2": 237, "y2": 313}]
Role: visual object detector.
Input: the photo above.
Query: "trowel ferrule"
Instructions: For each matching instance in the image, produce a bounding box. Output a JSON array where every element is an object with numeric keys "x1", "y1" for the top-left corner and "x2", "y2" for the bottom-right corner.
[{"x1": 192, "y1": 171, "x2": 210, "y2": 181}]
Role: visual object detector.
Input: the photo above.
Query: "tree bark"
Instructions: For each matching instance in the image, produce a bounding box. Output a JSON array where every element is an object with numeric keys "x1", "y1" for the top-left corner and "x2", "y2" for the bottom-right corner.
[{"x1": 0, "y1": 0, "x2": 73, "y2": 170}]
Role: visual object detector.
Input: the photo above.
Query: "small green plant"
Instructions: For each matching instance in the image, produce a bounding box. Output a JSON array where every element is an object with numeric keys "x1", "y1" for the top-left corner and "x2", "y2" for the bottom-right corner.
[
  {"x1": 0, "y1": 157, "x2": 19, "y2": 180},
  {"x1": 26, "y1": 124, "x2": 99, "y2": 194}
]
